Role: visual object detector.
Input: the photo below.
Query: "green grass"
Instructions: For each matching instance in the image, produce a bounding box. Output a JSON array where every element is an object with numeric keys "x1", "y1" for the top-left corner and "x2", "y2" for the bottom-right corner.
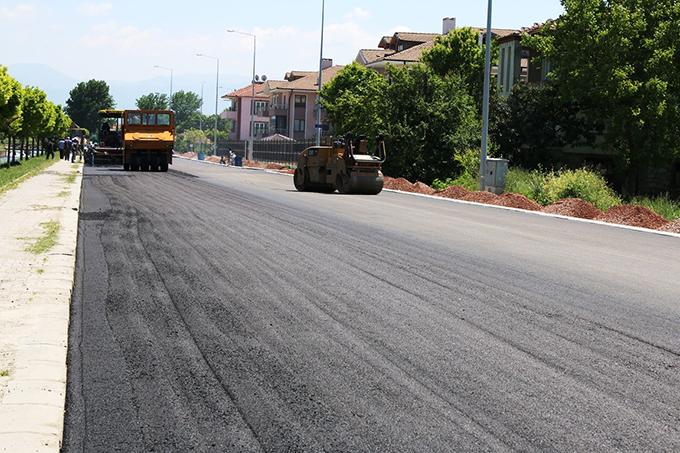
[
  {"x1": 36, "y1": 268, "x2": 45, "y2": 275},
  {"x1": 631, "y1": 194, "x2": 680, "y2": 221},
  {"x1": 56, "y1": 190, "x2": 69, "y2": 198},
  {"x1": 0, "y1": 370, "x2": 9, "y2": 377},
  {"x1": 0, "y1": 157, "x2": 58, "y2": 195},
  {"x1": 505, "y1": 168, "x2": 550, "y2": 205},
  {"x1": 62, "y1": 171, "x2": 77, "y2": 184},
  {"x1": 25, "y1": 220, "x2": 60, "y2": 255}
]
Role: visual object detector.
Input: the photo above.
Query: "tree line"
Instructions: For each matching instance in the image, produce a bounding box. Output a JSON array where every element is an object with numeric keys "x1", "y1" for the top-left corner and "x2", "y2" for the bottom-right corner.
[
  {"x1": 321, "y1": 0, "x2": 680, "y2": 196},
  {"x1": 1, "y1": 66, "x2": 72, "y2": 164}
]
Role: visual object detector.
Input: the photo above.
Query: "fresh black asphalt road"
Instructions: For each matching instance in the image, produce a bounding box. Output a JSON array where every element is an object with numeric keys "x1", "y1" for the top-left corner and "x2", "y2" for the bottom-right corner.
[{"x1": 62, "y1": 159, "x2": 680, "y2": 452}]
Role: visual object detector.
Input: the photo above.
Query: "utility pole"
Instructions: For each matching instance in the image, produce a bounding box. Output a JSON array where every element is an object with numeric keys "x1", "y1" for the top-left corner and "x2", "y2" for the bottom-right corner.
[
  {"x1": 226, "y1": 29, "x2": 257, "y2": 158},
  {"x1": 479, "y1": 0, "x2": 493, "y2": 191},
  {"x1": 315, "y1": 0, "x2": 326, "y2": 146}
]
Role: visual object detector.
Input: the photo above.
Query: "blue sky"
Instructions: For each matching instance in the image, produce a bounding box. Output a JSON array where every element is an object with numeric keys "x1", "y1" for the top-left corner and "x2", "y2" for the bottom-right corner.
[{"x1": 1, "y1": 0, "x2": 564, "y2": 106}]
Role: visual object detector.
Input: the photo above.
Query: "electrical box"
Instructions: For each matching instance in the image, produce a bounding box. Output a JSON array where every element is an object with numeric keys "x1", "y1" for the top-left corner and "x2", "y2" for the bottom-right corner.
[{"x1": 484, "y1": 158, "x2": 509, "y2": 194}]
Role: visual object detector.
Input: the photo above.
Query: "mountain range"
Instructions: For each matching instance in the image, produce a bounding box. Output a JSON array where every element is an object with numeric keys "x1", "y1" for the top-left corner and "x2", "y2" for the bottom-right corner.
[{"x1": 7, "y1": 63, "x2": 247, "y2": 112}]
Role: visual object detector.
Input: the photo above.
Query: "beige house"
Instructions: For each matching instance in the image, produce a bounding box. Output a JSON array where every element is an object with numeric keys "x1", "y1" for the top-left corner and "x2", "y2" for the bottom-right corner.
[{"x1": 263, "y1": 60, "x2": 344, "y2": 140}]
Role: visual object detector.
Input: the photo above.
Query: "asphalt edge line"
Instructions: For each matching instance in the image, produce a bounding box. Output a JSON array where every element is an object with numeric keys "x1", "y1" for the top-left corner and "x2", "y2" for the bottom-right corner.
[{"x1": 173, "y1": 156, "x2": 680, "y2": 239}]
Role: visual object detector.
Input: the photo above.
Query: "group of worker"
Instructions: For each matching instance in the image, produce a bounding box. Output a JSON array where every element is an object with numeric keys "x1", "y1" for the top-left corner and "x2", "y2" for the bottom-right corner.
[{"x1": 56, "y1": 137, "x2": 83, "y2": 162}]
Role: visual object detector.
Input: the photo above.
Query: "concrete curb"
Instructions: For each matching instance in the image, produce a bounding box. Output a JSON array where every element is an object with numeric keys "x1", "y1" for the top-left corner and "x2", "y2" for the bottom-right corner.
[{"x1": 0, "y1": 160, "x2": 83, "y2": 452}]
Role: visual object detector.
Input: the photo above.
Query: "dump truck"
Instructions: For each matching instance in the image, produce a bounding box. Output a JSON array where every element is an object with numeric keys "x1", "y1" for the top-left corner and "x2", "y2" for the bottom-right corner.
[
  {"x1": 294, "y1": 135, "x2": 386, "y2": 194},
  {"x1": 95, "y1": 109, "x2": 174, "y2": 171}
]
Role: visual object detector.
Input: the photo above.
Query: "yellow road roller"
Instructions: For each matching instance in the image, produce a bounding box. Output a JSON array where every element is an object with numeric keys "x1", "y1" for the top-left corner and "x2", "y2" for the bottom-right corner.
[{"x1": 293, "y1": 135, "x2": 386, "y2": 195}]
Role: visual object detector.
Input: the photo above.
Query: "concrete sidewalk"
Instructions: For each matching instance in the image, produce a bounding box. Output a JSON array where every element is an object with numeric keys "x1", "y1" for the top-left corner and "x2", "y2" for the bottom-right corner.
[{"x1": 0, "y1": 159, "x2": 82, "y2": 452}]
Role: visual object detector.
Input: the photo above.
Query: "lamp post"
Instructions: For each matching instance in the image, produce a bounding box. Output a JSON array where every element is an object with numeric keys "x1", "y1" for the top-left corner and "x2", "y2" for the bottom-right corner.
[
  {"x1": 153, "y1": 65, "x2": 173, "y2": 106},
  {"x1": 226, "y1": 29, "x2": 256, "y2": 157},
  {"x1": 315, "y1": 0, "x2": 326, "y2": 146},
  {"x1": 479, "y1": 0, "x2": 493, "y2": 190},
  {"x1": 195, "y1": 54, "x2": 220, "y2": 155}
]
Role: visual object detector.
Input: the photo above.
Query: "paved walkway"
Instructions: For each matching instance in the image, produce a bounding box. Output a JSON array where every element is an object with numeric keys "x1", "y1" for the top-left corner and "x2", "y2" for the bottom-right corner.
[{"x1": 0, "y1": 159, "x2": 82, "y2": 452}]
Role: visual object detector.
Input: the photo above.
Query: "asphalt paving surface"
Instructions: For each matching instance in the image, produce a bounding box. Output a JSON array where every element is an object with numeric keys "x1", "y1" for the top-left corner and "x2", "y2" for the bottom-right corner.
[{"x1": 62, "y1": 159, "x2": 680, "y2": 452}]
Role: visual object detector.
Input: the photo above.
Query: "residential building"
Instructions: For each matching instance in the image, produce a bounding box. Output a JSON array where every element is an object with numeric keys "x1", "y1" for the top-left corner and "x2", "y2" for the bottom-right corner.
[
  {"x1": 263, "y1": 60, "x2": 344, "y2": 140},
  {"x1": 357, "y1": 18, "x2": 518, "y2": 73},
  {"x1": 222, "y1": 81, "x2": 283, "y2": 140},
  {"x1": 496, "y1": 24, "x2": 552, "y2": 97}
]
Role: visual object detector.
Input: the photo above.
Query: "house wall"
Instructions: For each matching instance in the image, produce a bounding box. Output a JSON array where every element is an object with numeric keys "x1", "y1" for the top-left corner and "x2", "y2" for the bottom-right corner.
[{"x1": 498, "y1": 39, "x2": 522, "y2": 97}]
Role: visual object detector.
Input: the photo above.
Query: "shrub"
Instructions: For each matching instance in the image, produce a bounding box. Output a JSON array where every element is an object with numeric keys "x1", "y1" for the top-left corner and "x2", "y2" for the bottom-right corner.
[
  {"x1": 544, "y1": 168, "x2": 621, "y2": 210},
  {"x1": 505, "y1": 168, "x2": 550, "y2": 205}
]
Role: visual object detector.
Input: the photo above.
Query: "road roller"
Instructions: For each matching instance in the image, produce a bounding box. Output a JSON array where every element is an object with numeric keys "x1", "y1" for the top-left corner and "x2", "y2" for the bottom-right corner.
[{"x1": 293, "y1": 135, "x2": 386, "y2": 195}]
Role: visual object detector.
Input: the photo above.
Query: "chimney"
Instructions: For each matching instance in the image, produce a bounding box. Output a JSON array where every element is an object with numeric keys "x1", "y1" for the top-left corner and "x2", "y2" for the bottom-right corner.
[
  {"x1": 443, "y1": 17, "x2": 456, "y2": 35},
  {"x1": 321, "y1": 58, "x2": 333, "y2": 70}
]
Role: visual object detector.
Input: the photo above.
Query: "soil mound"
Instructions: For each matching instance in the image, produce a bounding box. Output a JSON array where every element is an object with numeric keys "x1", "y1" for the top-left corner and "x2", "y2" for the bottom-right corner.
[
  {"x1": 413, "y1": 182, "x2": 436, "y2": 195},
  {"x1": 264, "y1": 163, "x2": 286, "y2": 170},
  {"x1": 462, "y1": 191, "x2": 500, "y2": 204},
  {"x1": 497, "y1": 193, "x2": 542, "y2": 211},
  {"x1": 180, "y1": 152, "x2": 196, "y2": 159},
  {"x1": 435, "y1": 186, "x2": 470, "y2": 199},
  {"x1": 542, "y1": 198, "x2": 603, "y2": 219},
  {"x1": 384, "y1": 177, "x2": 416, "y2": 192},
  {"x1": 658, "y1": 219, "x2": 680, "y2": 233},
  {"x1": 595, "y1": 205, "x2": 669, "y2": 229}
]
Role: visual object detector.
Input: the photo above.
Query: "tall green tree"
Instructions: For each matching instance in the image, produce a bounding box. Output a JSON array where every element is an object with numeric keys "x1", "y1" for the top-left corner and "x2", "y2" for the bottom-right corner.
[
  {"x1": 527, "y1": 0, "x2": 680, "y2": 193},
  {"x1": 136, "y1": 92, "x2": 169, "y2": 110},
  {"x1": 0, "y1": 66, "x2": 23, "y2": 139},
  {"x1": 421, "y1": 27, "x2": 495, "y2": 103},
  {"x1": 19, "y1": 87, "x2": 53, "y2": 150},
  {"x1": 65, "y1": 80, "x2": 114, "y2": 134},
  {"x1": 170, "y1": 91, "x2": 202, "y2": 132}
]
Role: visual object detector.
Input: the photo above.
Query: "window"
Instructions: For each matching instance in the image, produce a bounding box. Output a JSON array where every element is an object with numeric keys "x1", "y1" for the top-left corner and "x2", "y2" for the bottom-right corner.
[
  {"x1": 294, "y1": 119, "x2": 305, "y2": 132},
  {"x1": 127, "y1": 113, "x2": 142, "y2": 125},
  {"x1": 157, "y1": 114, "x2": 170, "y2": 126},
  {"x1": 143, "y1": 113, "x2": 156, "y2": 125},
  {"x1": 295, "y1": 95, "x2": 306, "y2": 107},
  {"x1": 252, "y1": 121, "x2": 268, "y2": 137},
  {"x1": 253, "y1": 100, "x2": 267, "y2": 116}
]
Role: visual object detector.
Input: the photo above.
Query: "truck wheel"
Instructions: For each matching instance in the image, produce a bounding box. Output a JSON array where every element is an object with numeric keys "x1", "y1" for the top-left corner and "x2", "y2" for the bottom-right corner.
[{"x1": 123, "y1": 163, "x2": 129, "y2": 171}]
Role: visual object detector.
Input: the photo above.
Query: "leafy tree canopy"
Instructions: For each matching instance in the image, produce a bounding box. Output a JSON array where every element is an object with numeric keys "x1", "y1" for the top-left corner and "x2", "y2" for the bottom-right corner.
[
  {"x1": 136, "y1": 92, "x2": 169, "y2": 110},
  {"x1": 20, "y1": 86, "x2": 53, "y2": 139},
  {"x1": 65, "y1": 80, "x2": 115, "y2": 135},
  {"x1": 170, "y1": 91, "x2": 202, "y2": 132},
  {"x1": 0, "y1": 66, "x2": 24, "y2": 136},
  {"x1": 526, "y1": 0, "x2": 680, "y2": 190}
]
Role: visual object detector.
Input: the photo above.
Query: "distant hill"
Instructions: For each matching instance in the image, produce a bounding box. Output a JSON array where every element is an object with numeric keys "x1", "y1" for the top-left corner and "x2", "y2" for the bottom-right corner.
[{"x1": 7, "y1": 63, "x2": 248, "y2": 111}]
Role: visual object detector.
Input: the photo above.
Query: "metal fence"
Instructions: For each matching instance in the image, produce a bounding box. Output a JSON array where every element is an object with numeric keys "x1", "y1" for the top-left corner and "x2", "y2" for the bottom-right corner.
[{"x1": 216, "y1": 138, "x2": 314, "y2": 164}]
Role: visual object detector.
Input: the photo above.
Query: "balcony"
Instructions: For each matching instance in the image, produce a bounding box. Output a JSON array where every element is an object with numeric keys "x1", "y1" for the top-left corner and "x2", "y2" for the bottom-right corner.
[{"x1": 264, "y1": 103, "x2": 289, "y2": 117}]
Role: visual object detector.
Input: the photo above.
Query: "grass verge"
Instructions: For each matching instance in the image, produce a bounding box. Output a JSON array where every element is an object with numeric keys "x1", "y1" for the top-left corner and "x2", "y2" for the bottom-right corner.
[
  {"x1": 631, "y1": 195, "x2": 680, "y2": 221},
  {"x1": 0, "y1": 157, "x2": 58, "y2": 195},
  {"x1": 25, "y1": 220, "x2": 60, "y2": 254}
]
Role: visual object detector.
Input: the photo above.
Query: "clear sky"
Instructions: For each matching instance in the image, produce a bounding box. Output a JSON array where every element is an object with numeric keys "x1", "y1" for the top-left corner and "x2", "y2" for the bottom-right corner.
[{"x1": 1, "y1": 0, "x2": 564, "y2": 106}]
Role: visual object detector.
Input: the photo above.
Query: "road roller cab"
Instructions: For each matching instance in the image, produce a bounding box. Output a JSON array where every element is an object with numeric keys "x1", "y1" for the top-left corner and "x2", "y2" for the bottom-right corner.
[{"x1": 294, "y1": 135, "x2": 386, "y2": 195}]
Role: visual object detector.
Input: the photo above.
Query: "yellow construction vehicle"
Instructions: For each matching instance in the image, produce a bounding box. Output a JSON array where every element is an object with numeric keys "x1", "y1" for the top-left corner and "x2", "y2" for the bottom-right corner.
[
  {"x1": 95, "y1": 109, "x2": 174, "y2": 171},
  {"x1": 294, "y1": 135, "x2": 386, "y2": 195}
]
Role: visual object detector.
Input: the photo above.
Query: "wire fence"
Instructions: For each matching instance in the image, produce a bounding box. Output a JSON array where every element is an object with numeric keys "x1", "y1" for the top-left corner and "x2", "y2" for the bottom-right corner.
[{"x1": 216, "y1": 138, "x2": 315, "y2": 164}]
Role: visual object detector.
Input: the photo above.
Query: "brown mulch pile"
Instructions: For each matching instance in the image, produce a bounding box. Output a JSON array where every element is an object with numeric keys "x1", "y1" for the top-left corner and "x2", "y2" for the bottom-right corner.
[
  {"x1": 658, "y1": 219, "x2": 680, "y2": 233},
  {"x1": 595, "y1": 205, "x2": 669, "y2": 230},
  {"x1": 179, "y1": 152, "x2": 196, "y2": 159},
  {"x1": 205, "y1": 156, "x2": 221, "y2": 163},
  {"x1": 412, "y1": 182, "x2": 436, "y2": 195},
  {"x1": 462, "y1": 191, "x2": 500, "y2": 204},
  {"x1": 496, "y1": 193, "x2": 542, "y2": 211},
  {"x1": 384, "y1": 177, "x2": 417, "y2": 192},
  {"x1": 264, "y1": 163, "x2": 286, "y2": 170},
  {"x1": 542, "y1": 198, "x2": 603, "y2": 219},
  {"x1": 435, "y1": 185, "x2": 470, "y2": 200}
]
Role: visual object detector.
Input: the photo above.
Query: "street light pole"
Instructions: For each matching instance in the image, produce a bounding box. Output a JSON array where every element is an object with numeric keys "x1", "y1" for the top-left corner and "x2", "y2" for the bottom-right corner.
[
  {"x1": 479, "y1": 0, "x2": 493, "y2": 191},
  {"x1": 196, "y1": 54, "x2": 220, "y2": 156},
  {"x1": 226, "y1": 29, "x2": 257, "y2": 158},
  {"x1": 153, "y1": 65, "x2": 173, "y2": 106},
  {"x1": 315, "y1": 0, "x2": 326, "y2": 146}
]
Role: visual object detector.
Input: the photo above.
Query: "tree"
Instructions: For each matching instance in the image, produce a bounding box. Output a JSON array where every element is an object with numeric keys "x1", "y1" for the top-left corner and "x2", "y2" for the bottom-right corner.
[
  {"x1": 321, "y1": 63, "x2": 479, "y2": 183},
  {"x1": 421, "y1": 27, "x2": 495, "y2": 103},
  {"x1": 526, "y1": 0, "x2": 680, "y2": 193},
  {"x1": 170, "y1": 91, "x2": 202, "y2": 132},
  {"x1": 136, "y1": 92, "x2": 169, "y2": 110},
  {"x1": 492, "y1": 83, "x2": 600, "y2": 168},
  {"x1": 19, "y1": 86, "x2": 53, "y2": 155},
  {"x1": 65, "y1": 80, "x2": 114, "y2": 134},
  {"x1": 320, "y1": 62, "x2": 387, "y2": 137},
  {"x1": 0, "y1": 66, "x2": 23, "y2": 139},
  {"x1": 49, "y1": 105, "x2": 71, "y2": 139},
  {"x1": 176, "y1": 128, "x2": 209, "y2": 153}
]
